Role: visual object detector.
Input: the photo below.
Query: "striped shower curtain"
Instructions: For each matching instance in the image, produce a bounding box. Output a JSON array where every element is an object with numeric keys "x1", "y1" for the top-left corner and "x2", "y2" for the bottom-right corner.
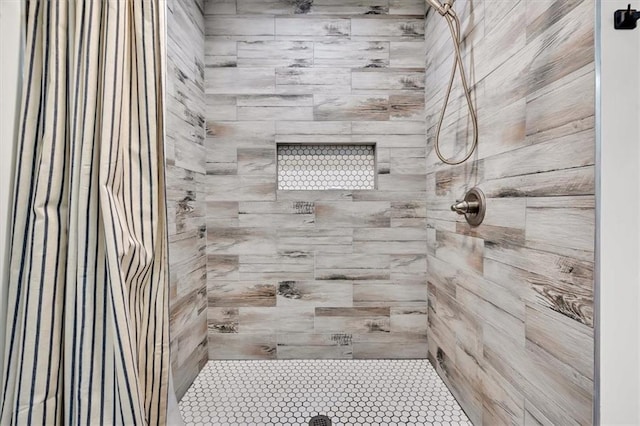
[{"x1": 1, "y1": 0, "x2": 171, "y2": 424}]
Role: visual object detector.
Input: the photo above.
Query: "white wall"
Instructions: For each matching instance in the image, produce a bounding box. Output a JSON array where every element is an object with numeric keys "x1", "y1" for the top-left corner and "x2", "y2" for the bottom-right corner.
[
  {"x1": 598, "y1": 1, "x2": 640, "y2": 424},
  {"x1": 0, "y1": 0, "x2": 23, "y2": 383}
]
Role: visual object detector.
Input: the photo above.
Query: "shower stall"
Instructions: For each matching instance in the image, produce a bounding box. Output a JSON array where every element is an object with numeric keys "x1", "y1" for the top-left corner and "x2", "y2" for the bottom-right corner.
[{"x1": 165, "y1": 0, "x2": 598, "y2": 424}]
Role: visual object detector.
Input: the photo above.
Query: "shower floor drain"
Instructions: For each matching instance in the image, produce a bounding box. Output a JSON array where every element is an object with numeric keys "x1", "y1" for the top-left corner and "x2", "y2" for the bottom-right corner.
[{"x1": 309, "y1": 414, "x2": 332, "y2": 426}]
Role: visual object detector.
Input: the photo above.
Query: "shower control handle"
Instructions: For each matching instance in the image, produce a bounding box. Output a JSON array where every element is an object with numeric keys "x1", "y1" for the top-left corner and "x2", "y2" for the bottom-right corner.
[
  {"x1": 450, "y1": 200, "x2": 479, "y2": 215},
  {"x1": 450, "y1": 187, "x2": 486, "y2": 227}
]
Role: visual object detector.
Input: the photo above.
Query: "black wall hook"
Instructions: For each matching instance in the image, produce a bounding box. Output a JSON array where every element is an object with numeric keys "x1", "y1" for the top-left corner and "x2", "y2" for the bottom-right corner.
[{"x1": 614, "y1": 4, "x2": 640, "y2": 29}]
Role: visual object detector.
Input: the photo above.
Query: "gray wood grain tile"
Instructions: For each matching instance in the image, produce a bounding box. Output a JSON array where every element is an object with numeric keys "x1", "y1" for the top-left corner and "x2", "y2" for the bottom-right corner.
[
  {"x1": 314, "y1": 94, "x2": 390, "y2": 121},
  {"x1": 314, "y1": 41, "x2": 389, "y2": 68},
  {"x1": 203, "y1": 0, "x2": 427, "y2": 363},
  {"x1": 275, "y1": 17, "x2": 350, "y2": 39},
  {"x1": 167, "y1": 0, "x2": 208, "y2": 399},
  {"x1": 351, "y1": 17, "x2": 425, "y2": 40}
]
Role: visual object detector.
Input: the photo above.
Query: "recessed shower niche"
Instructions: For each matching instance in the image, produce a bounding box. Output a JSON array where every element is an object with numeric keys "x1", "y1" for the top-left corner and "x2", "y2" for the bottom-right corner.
[{"x1": 277, "y1": 144, "x2": 376, "y2": 191}]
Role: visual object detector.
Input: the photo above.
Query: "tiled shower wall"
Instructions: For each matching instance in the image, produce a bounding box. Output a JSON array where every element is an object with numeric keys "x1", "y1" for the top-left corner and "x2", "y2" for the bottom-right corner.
[
  {"x1": 204, "y1": 0, "x2": 428, "y2": 359},
  {"x1": 424, "y1": 0, "x2": 595, "y2": 424},
  {"x1": 166, "y1": 0, "x2": 208, "y2": 399}
]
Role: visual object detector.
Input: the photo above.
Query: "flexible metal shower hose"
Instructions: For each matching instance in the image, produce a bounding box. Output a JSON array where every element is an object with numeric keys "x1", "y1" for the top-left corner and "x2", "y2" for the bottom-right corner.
[{"x1": 433, "y1": 9, "x2": 479, "y2": 165}]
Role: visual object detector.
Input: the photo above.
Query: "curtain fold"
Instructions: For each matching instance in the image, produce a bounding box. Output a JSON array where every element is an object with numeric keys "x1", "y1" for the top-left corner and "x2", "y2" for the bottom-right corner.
[{"x1": 1, "y1": 0, "x2": 170, "y2": 424}]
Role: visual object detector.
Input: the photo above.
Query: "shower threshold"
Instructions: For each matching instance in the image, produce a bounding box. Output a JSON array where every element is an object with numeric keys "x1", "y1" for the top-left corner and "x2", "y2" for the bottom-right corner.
[{"x1": 179, "y1": 359, "x2": 471, "y2": 426}]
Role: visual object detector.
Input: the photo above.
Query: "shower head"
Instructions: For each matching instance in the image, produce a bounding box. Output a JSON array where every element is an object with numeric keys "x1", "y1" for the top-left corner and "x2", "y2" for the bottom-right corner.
[{"x1": 426, "y1": 0, "x2": 455, "y2": 16}]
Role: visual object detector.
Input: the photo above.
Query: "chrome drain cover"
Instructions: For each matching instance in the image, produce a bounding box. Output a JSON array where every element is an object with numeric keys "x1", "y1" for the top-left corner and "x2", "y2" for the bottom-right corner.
[{"x1": 309, "y1": 414, "x2": 332, "y2": 426}]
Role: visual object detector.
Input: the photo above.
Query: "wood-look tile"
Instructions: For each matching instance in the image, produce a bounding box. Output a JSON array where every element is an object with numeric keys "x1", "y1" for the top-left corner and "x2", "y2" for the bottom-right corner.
[
  {"x1": 377, "y1": 174, "x2": 427, "y2": 192},
  {"x1": 207, "y1": 120, "x2": 276, "y2": 148},
  {"x1": 238, "y1": 0, "x2": 389, "y2": 16},
  {"x1": 315, "y1": 201, "x2": 391, "y2": 228},
  {"x1": 277, "y1": 307, "x2": 315, "y2": 333},
  {"x1": 203, "y1": 0, "x2": 429, "y2": 364},
  {"x1": 390, "y1": 307, "x2": 428, "y2": 334},
  {"x1": 525, "y1": 66, "x2": 594, "y2": 139},
  {"x1": 358, "y1": 334, "x2": 429, "y2": 360},
  {"x1": 236, "y1": 94, "x2": 314, "y2": 107},
  {"x1": 353, "y1": 240, "x2": 426, "y2": 255},
  {"x1": 205, "y1": 94, "x2": 237, "y2": 121},
  {"x1": 525, "y1": 204, "x2": 595, "y2": 261},
  {"x1": 314, "y1": 41, "x2": 389, "y2": 68},
  {"x1": 314, "y1": 94, "x2": 390, "y2": 121},
  {"x1": 208, "y1": 333, "x2": 277, "y2": 359},
  {"x1": 483, "y1": 323, "x2": 592, "y2": 426},
  {"x1": 205, "y1": 15, "x2": 275, "y2": 36},
  {"x1": 275, "y1": 17, "x2": 350, "y2": 39},
  {"x1": 481, "y1": 166, "x2": 595, "y2": 198},
  {"x1": 352, "y1": 68, "x2": 425, "y2": 91},
  {"x1": 474, "y1": 1, "x2": 526, "y2": 82},
  {"x1": 277, "y1": 228, "x2": 353, "y2": 254},
  {"x1": 204, "y1": 0, "x2": 236, "y2": 15},
  {"x1": 353, "y1": 340, "x2": 428, "y2": 359},
  {"x1": 389, "y1": 94, "x2": 425, "y2": 121},
  {"x1": 207, "y1": 254, "x2": 239, "y2": 280},
  {"x1": 483, "y1": 257, "x2": 593, "y2": 327},
  {"x1": 238, "y1": 213, "x2": 315, "y2": 228},
  {"x1": 390, "y1": 253, "x2": 427, "y2": 278},
  {"x1": 208, "y1": 281, "x2": 277, "y2": 307},
  {"x1": 315, "y1": 253, "x2": 390, "y2": 280},
  {"x1": 390, "y1": 41, "x2": 425, "y2": 67},
  {"x1": 476, "y1": 98, "x2": 527, "y2": 160},
  {"x1": 478, "y1": 362, "x2": 526, "y2": 425},
  {"x1": 236, "y1": 0, "x2": 302, "y2": 15},
  {"x1": 239, "y1": 253, "x2": 314, "y2": 280},
  {"x1": 276, "y1": 333, "x2": 353, "y2": 359},
  {"x1": 351, "y1": 17, "x2": 425, "y2": 41},
  {"x1": 205, "y1": 38, "x2": 237, "y2": 67},
  {"x1": 275, "y1": 120, "x2": 352, "y2": 135},
  {"x1": 315, "y1": 307, "x2": 391, "y2": 334},
  {"x1": 276, "y1": 189, "x2": 354, "y2": 202},
  {"x1": 306, "y1": 0, "x2": 388, "y2": 16},
  {"x1": 352, "y1": 190, "x2": 428, "y2": 203},
  {"x1": 276, "y1": 280, "x2": 353, "y2": 307},
  {"x1": 524, "y1": 0, "x2": 593, "y2": 95},
  {"x1": 351, "y1": 120, "x2": 425, "y2": 135},
  {"x1": 434, "y1": 230, "x2": 484, "y2": 274},
  {"x1": 238, "y1": 307, "x2": 280, "y2": 333},
  {"x1": 275, "y1": 68, "x2": 352, "y2": 94},
  {"x1": 205, "y1": 68, "x2": 275, "y2": 94},
  {"x1": 208, "y1": 175, "x2": 276, "y2": 201},
  {"x1": 236, "y1": 148, "x2": 276, "y2": 175},
  {"x1": 207, "y1": 226, "x2": 277, "y2": 255},
  {"x1": 388, "y1": 0, "x2": 424, "y2": 15},
  {"x1": 524, "y1": 399, "x2": 555, "y2": 426},
  {"x1": 353, "y1": 282, "x2": 427, "y2": 306},
  {"x1": 525, "y1": 304, "x2": 593, "y2": 380},
  {"x1": 482, "y1": 129, "x2": 594, "y2": 181},
  {"x1": 353, "y1": 227, "x2": 426, "y2": 243},
  {"x1": 206, "y1": 200, "x2": 239, "y2": 219},
  {"x1": 238, "y1": 106, "x2": 314, "y2": 120},
  {"x1": 484, "y1": 241, "x2": 593, "y2": 292},
  {"x1": 237, "y1": 40, "x2": 313, "y2": 67},
  {"x1": 525, "y1": 0, "x2": 584, "y2": 42},
  {"x1": 167, "y1": 0, "x2": 208, "y2": 398},
  {"x1": 208, "y1": 307, "x2": 239, "y2": 334}
]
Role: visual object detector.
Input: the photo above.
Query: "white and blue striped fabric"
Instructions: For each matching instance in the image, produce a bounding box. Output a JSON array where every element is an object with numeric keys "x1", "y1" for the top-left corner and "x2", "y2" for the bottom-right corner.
[{"x1": 1, "y1": 0, "x2": 171, "y2": 424}]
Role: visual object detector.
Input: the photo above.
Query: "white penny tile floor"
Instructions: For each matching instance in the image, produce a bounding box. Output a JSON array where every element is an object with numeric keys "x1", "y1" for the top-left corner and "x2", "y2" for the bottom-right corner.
[{"x1": 179, "y1": 359, "x2": 471, "y2": 426}]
